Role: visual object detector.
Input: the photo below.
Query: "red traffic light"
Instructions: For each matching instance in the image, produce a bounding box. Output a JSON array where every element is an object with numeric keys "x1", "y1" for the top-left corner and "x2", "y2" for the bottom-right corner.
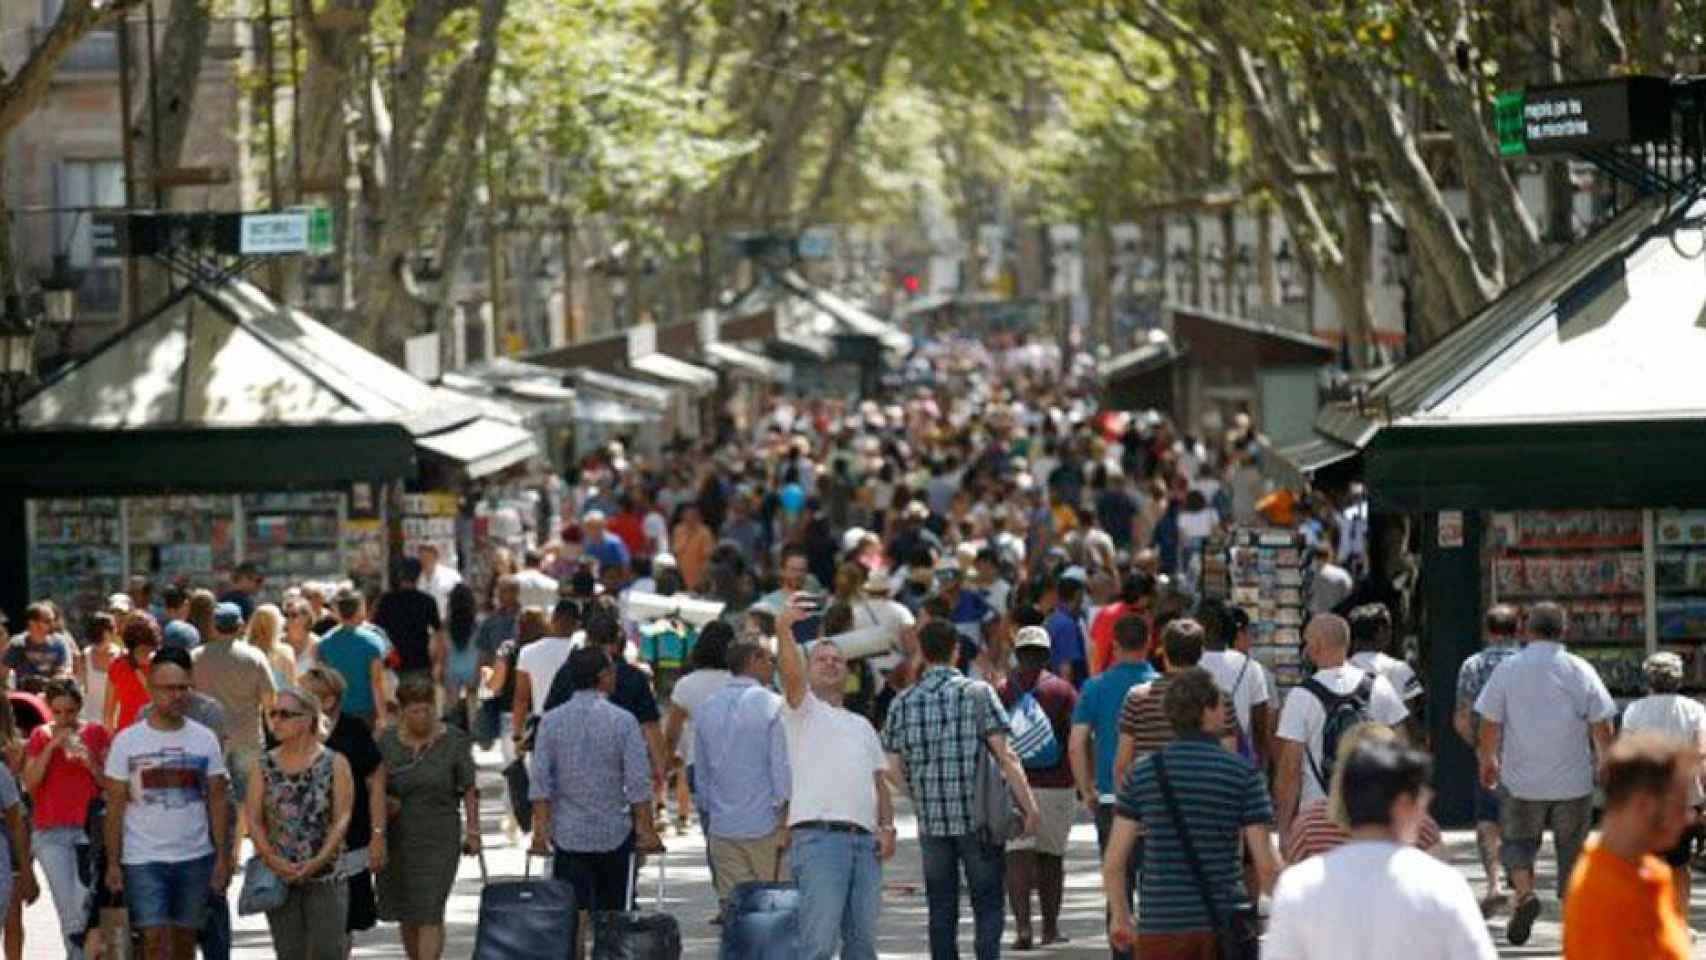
[{"x1": 901, "y1": 274, "x2": 920, "y2": 294}]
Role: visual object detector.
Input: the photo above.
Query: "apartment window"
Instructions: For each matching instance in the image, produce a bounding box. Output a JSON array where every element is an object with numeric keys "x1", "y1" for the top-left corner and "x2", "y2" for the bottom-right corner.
[{"x1": 56, "y1": 159, "x2": 126, "y2": 315}]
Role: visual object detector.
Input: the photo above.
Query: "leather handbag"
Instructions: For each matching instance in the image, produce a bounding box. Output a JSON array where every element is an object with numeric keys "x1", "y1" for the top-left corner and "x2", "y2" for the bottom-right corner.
[{"x1": 1153, "y1": 753, "x2": 1260, "y2": 960}]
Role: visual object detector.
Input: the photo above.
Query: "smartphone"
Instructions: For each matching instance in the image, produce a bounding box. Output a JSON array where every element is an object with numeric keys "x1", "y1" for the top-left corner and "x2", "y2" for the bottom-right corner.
[{"x1": 791, "y1": 592, "x2": 824, "y2": 614}]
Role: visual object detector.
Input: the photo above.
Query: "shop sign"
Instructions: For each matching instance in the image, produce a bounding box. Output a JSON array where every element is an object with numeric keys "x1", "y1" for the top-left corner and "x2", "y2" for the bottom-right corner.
[
  {"x1": 1439, "y1": 510, "x2": 1465, "y2": 549},
  {"x1": 1496, "y1": 77, "x2": 1671, "y2": 157}
]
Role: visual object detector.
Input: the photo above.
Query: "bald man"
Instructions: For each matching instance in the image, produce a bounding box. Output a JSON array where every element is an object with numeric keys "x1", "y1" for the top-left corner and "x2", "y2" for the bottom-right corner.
[{"x1": 1273, "y1": 614, "x2": 1409, "y2": 840}]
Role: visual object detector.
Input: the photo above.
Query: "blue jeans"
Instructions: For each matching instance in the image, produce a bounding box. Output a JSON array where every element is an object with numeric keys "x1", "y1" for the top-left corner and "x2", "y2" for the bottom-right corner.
[
  {"x1": 919, "y1": 834, "x2": 1004, "y2": 960},
  {"x1": 122, "y1": 854, "x2": 214, "y2": 930},
  {"x1": 34, "y1": 827, "x2": 88, "y2": 959},
  {"x1": 789, "y1": 828, "x2": 881, "y2": 960}
]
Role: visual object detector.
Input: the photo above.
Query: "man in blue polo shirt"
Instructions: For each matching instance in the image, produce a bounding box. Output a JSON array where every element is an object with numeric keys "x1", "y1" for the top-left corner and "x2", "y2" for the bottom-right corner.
[{"x1": 1069, "y1": 611, "x2": 1156, "y2": 960}]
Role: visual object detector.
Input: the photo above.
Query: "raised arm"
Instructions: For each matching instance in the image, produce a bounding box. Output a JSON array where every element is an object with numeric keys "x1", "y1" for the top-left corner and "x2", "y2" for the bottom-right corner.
[{"x1": 775, "y1": 598, "x2": 808, "y2": 709}]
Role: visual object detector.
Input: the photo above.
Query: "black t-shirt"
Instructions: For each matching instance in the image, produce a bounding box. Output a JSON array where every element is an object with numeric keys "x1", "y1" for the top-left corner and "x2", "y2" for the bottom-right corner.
[
  {"x1": 326, "y1": 713, "x2": 383, "y2": 850},
  {"x1": 543, "y1": 655, "x2": 661, "y2": 726},
  {"x1": 372, "y1": 588, "x2": 441, "y2": 674}
]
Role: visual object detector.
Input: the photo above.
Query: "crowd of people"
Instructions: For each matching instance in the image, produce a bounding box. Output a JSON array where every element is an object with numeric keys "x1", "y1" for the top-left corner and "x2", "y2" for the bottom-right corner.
[{"x1": 0, "y1": 343, "x2": 1699, "y2": 960}]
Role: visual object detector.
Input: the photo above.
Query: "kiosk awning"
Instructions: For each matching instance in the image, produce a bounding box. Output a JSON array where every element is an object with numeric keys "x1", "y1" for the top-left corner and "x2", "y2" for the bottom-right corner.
[
  {"x1": 704, "y1": 342, "x2": 788, "y2": 382},
  {"x1": 416, "y1": 418, "x2": 538, "y2": 479},
  {"x1": 629, "y1": 352, "x2": 718, "y2": 392}
]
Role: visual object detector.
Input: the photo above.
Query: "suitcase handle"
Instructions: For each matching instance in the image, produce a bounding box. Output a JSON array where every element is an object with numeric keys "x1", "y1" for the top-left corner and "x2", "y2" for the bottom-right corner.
[{"x1": 476, "y1": 849, "x2": 554, "y2": 885}]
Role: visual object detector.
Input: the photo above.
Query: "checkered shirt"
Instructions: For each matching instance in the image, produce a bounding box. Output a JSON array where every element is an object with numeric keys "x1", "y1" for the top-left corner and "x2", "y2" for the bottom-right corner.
[
  {"x1": 881, "y1": 665, "x2": 1010, "y2": 838},
  {"x1": 1456, "y1": 642, "x2": 1521, "y2": 735}
]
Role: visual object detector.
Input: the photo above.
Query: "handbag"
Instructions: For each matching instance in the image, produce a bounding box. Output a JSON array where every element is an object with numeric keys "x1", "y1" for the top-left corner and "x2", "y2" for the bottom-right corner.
[
  {"x1": 1153, "y1": 753, "x2": 1260, "y2": 960},
  {"x1": 972, "y1": 740, "x2": 1023, "y2": 846},
  {"x1": 237, "y1": 855, "x2": 288, "y2": 916},
  {"x1": 503, "y1": 756, "x2": 532, "y2": 829}
]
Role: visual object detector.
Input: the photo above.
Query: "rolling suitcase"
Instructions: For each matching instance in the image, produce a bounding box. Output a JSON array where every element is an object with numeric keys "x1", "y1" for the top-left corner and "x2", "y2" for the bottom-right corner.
[
  {"x1": 592, "y1": 848, "x2": 681, "y2": 960},
  {"x1": 717, "y1": 881, "x2": 801, "y2": 960},
  {"x1": 473, "y1": 850, "x2": 577, "y2": 960}
]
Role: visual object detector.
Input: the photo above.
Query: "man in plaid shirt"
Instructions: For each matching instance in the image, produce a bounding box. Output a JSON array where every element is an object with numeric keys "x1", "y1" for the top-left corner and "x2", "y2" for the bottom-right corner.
[{"x1": 884, "y1": 620, "x2": 1039, "y2": 960}]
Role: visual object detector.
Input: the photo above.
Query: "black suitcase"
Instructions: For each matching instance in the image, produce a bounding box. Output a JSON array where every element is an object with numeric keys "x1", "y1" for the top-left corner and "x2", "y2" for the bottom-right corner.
[
  {"x1": 718, "y1": 882, "x2": 801, "y2": 960},
  {"x1": 473, "y1": 851, "x2": 577, "y2": 960},
  {"x1": 592, "y1": 849, "x2": 681, "y2": 960}
]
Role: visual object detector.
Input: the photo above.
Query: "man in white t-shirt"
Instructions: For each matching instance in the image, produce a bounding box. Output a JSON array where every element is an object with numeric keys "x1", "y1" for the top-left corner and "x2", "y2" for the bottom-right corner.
[
  {"x1": 1474, "y1": 602, "x2": 1616, "y2": 946},
  {"x1": 513, "y1": 599, "x2": 582, "y2": 748},
  {"x1": 1265, "y1": 739, "x2": 1496, "y2": 960},
  {"x1": 418, "y1": 544, "x2": 464, "y2": 621},
  {"x1": 1347, "y1": 603, "x2": 1425, "y2": 744},
  {"x1": 1197, "y1": 600, "x2": 1273, "y2": 771},
  {"x1": 103, "y1": 654, "x2": 232, "y2": 960},
  {"x1": 514, "y1": 549, "x2": 561, "y2": 611},
  {"x1": 776, "y1": 596, "x2": 894, "y2": 960},
  {"x1": 1274, "y1": 614, "x2": 1407, "y2": 840}
]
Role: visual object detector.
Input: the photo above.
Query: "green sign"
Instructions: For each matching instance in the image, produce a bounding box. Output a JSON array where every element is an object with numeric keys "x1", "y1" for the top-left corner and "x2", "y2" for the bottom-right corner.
[
  {"x1": 291, "y1": 205, "x2": 334, "y2": 256},
  {"x1": 1495, "y1": 91, "x2": 1527, "y2": 157}
]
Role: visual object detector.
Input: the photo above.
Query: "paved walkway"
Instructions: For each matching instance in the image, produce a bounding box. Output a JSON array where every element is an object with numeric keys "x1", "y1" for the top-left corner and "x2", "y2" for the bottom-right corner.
[{"x1": 12, "y1": 747, "x2": 1705, "y2": 957}]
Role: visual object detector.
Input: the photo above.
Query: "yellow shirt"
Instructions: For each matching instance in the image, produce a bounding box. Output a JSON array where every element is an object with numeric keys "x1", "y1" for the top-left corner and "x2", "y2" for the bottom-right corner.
[{"x1": 1563, "y1": 836, "x2": 1689, "y2": 960}]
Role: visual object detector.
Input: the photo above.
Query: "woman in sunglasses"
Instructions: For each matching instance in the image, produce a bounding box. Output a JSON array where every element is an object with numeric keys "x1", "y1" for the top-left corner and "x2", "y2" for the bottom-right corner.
[{"x1": 243, "y1": 686, "x2": 354, "y2": 960}]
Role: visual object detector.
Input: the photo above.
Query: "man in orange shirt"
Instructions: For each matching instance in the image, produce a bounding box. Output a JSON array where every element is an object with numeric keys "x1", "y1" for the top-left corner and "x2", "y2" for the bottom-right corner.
[{"x1": 1563, "y1": 731, "x2": 1694, "y2": 959}]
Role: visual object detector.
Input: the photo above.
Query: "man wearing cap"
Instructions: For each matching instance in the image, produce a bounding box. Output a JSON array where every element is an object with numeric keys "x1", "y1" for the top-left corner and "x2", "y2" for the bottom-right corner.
[
  {"x1": 191, "y1": 602, "x2": 276, "y2": 809},
  {"x1": 1620, "y1": 650, "x2": 1706, "y2": 917},
  {"x1": 996, "y1": 626, "x2": 1079, "y2": 950},
  {"x1": 1044, "y1": 571, "x2": 1091, "y2": 688},
  {"x1": 217, "y1": 561, "x2": 263, "y2": 622},
  {"x1": 937, "y1": 560, "x2": 997, "y2": 676},
  {"x1": 582, "y1": 510, "x2": 632, "y2": 576}
]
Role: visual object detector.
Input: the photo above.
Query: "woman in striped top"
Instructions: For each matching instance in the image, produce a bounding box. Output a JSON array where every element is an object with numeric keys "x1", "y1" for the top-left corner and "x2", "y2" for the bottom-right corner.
[{"x1": 1283, "y1": 723, "x2": 1447, "y2": 865}]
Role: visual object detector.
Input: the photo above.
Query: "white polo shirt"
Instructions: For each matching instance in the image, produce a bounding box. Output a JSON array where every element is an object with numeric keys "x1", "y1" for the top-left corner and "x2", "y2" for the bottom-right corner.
[{"x1": 783, "y1": 689, "x2": 886, "y2": 832}]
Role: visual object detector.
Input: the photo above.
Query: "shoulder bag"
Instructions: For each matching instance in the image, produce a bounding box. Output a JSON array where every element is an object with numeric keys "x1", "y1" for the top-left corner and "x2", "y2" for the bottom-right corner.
[
  {"x1": 237, "y1": 760, "x2": 288, "y2": 916},
  {"x1": 1153, "y1": 752, "x2": 1259, "y2": 960}
]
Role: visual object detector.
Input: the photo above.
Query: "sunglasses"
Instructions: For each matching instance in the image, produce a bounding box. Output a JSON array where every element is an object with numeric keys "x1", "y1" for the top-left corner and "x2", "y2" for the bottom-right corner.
[{"x1": 267, "y1": 709, "x2": 307, "y2": 721}]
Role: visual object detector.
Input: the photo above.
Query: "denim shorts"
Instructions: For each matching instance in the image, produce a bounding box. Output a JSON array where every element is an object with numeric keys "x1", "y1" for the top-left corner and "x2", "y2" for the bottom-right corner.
[
  {"x1": 1473, "y1": 784, "x2": 1500, "y2": 824},
  {"x1": 123, "y1": 854, "x2": 214, "y2": 930}
]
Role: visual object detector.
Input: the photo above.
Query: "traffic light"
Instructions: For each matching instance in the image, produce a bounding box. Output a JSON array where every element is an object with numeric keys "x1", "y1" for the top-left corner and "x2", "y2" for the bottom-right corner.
[{"x1": 901, "y1": 273, "x2": 920, "y2": 295}]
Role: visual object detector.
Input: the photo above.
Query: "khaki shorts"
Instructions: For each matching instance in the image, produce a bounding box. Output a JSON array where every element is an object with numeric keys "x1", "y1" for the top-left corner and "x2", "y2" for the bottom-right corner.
[
  {"x1": 707, "y1": 828, "x2": 790, "y2": 902},
  {"x1": 1007, "y1": 787, "x2": 1078, "y2": 857}
]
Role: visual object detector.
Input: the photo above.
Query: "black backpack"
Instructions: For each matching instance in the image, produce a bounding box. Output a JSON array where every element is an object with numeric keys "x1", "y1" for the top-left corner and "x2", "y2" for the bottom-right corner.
[{"x1": 1301, "y1": 673, "x2": 1376, "y2": 792}]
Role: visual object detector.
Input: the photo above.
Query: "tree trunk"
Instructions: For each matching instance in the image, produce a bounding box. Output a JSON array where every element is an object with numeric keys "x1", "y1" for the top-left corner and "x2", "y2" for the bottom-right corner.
[
  {"x1": 132, "y1": 0, "x2": 211, "y2": 309},
  {"x1": 1401, "y1": 9, "x2": 1541, "y2": 278},
  {"x1": 1327, "y1": 57, "x2": 1495, "y2": 321}
]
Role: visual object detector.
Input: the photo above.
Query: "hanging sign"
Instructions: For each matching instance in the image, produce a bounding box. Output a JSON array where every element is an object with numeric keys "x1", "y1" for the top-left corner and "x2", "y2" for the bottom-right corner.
[{"x1": 1497, "y1": 77, "x2": 1671, "y2": 157}]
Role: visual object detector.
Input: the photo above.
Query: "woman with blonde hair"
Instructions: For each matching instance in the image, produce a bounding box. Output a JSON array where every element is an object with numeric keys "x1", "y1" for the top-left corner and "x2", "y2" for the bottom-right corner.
[
  {"x1": 247, "y1": 604, "x2": 297, "y2": 689},
  {"x1": 246, "y1": 685, "x2": 354, "y2": 959},
  {"x1": 1282, "y1": 723, "x2": 1446, "y2": 865}
]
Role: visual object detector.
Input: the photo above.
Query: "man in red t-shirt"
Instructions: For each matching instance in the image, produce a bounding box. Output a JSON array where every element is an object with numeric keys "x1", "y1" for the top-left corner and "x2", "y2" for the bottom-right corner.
[
  {"x1": 607, "y1": 493, "x2": 650, "y2": 560},
  {"x1": 1089, "y1": 571, "x2": 1154, "y2": 676},
  {"x1": 997, "y1": 626, "x2": 1080, "y2": 949},
  {"x1": 23, "y1": 678, "x2": 110, "y2": 957}
]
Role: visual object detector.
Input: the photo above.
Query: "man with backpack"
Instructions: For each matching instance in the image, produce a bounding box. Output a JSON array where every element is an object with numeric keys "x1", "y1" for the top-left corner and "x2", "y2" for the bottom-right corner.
[
  {"x1": 1274, "y1": 614, "x2": 1408, "y2": 843},
  {"x1": 995, "y1": 626, "x2": 1079, "y2": 950}
]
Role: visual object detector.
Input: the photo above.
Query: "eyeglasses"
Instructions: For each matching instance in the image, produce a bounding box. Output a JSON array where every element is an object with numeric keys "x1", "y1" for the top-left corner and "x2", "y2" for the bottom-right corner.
[{"x1": 267, "y1": 709, "x2": 307, "y2": 722}]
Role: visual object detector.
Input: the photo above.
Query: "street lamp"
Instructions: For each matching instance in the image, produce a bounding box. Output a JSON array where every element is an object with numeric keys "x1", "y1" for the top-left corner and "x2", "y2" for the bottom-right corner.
[
  {"x1": 1169, "y1": 244, "x2": 1191, "y2": 301},
  {"x1": 414, "y1": 254, "x2": 445, "y2": 303},
  {"x1": 36, "y1": 254, "x2": 82, "y2": 364},
  {"x1": 1275, "y1": 240, "x2": 1302, "y2": 302},
  {"x1": 0, "y1": 295, "x2": 41, "y2": 429}
]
